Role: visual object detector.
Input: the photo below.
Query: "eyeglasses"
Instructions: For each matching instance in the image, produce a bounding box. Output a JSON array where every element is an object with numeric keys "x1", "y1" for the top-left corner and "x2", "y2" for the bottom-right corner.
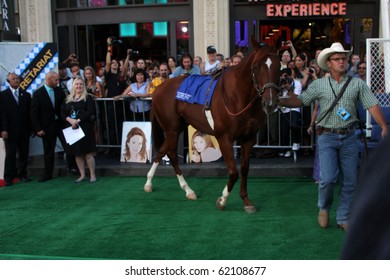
[
  {"x1": 358, "y1": 67, "x2": 366, "y2": 70},
  {"x1": 329, "y1": 57, "x2": 347, "y2": 62}
]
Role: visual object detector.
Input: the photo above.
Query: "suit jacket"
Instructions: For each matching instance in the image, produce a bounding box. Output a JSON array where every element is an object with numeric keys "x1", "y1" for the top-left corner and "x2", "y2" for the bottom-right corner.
[
  {"x1": 0, "y1": 88, "x2": 31, "y2": 140},
  {"x1": 30, "y1": 86, "x2": 65, "y2": 134}
]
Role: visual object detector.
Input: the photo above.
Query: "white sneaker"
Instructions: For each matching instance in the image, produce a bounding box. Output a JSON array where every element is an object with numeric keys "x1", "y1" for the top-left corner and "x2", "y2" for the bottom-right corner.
[
  {"x1": 292, "y1": 143, "x2": 300, "y2": 151},
  {"x1": 162, "y1": 155, "x2": 170, "y2": 164},
  {"x1": 284, "y1": 150, "x2": 292, "y2": 157},
  {"x1": 279, "y1": 152, "x2": 285, "y2": 157}
]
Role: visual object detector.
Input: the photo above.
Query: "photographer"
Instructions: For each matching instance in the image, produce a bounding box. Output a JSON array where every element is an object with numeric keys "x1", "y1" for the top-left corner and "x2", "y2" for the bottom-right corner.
[
  {"x1": 278, "y1": 67, "x2": 302, "y2": 158},
  {"x1": 62, "y1": 53, "x2": 84, "y2": 79},
  {"x1": 280, "y1": 41, "x2": 297, "y2": 70},
  {"x1": 122, "y1": 48, "x2": 140, "y2": 86},
  {"x1": 103, "y1": 36, "x2": 126, "y2": 157}
]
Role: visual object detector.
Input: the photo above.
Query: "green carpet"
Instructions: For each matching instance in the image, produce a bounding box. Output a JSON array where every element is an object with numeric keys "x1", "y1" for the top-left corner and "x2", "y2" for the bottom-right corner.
[{"x1": 0, "y1": 176, "x2": 345, "y2": 260}]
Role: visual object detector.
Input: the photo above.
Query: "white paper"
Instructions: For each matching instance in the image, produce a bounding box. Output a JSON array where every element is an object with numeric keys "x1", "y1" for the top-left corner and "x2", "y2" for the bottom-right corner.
[{"x1": 62, "y1": 126, "x2": 85, "y2": 145}]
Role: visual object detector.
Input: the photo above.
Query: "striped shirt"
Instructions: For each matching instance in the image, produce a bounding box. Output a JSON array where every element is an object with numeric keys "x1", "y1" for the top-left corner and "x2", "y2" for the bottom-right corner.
[{"x1": 298, "y1": 75, "x2": 378, "y2": 129}]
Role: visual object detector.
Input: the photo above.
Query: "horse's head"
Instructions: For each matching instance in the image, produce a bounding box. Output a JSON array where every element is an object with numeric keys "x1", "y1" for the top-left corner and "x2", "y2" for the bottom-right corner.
[{"x1": 250, "y1": 37, "x2": 281, "y2": 114}]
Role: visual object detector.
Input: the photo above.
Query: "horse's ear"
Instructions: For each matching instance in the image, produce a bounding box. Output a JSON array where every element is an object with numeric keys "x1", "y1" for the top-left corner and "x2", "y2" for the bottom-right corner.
[{"x1": 251, "y1": 35, "x2": 261, "y2": 50}]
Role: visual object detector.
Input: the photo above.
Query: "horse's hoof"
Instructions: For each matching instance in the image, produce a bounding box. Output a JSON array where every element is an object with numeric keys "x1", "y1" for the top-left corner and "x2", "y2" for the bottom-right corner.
[
  {"x1": 216, "y1": 198, "x2": 225, "y2": 211},
  {"x1": 186, "y1": 192, "x2": 197, "y2": 200},
  {"x1": 244, "y1": 205, "x2": 257, "y2": 214},
  {"x1": 144, "y1": 184, "x2": 153, "y2": 193}
]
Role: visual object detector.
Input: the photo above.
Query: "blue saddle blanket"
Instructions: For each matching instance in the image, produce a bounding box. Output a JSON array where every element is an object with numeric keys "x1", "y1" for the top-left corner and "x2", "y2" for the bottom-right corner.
[{"x1": 176, "y1": 75, "x2": 219, "y2": 105}]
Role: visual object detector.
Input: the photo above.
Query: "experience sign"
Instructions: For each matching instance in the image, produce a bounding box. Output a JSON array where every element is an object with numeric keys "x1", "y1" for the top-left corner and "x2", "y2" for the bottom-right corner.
[{"x1": 266, "y1": 2, "x2": 347, "y2": 17}]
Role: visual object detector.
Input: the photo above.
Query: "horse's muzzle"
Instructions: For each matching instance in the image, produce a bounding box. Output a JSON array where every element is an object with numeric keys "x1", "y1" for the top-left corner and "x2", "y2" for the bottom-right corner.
[{"x1": 262, "y1": 96, "x2": 279, "y2": 114}]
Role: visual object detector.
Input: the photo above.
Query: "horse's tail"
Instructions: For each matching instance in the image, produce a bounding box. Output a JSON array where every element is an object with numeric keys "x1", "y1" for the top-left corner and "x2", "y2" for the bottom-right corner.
[{"x1": 150, "y1": 109, "x2": 165, "y2": 152}]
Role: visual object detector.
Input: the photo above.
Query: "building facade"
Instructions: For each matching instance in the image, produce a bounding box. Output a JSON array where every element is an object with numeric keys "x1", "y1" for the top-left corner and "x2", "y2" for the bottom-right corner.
[{"x1": 1, "y1": 0, "x2": 387, "y2": 68}]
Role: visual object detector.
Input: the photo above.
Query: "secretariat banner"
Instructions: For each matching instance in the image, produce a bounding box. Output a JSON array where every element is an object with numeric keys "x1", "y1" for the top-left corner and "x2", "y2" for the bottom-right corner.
[
  {"x1": 0, "y1": 42, "x2": 58, "y2": 94},
  {"x1": 17, "y1": 43, "x2": 58, "y2": 93}
]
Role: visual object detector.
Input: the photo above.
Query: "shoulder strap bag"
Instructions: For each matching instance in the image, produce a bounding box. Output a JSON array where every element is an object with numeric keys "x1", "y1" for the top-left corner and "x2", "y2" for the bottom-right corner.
[{"x1": 316, "y1": 76, "x2": 353, "y2": 125}]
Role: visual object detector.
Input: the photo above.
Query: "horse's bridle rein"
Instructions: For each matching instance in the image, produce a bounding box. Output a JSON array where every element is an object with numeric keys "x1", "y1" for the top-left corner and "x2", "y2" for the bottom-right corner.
[
  {"x1": 251, "y1": 53, "x2": 280, "y2": 98},
  {"x1": 252, "y1": 78, "x2": 280, "y2": 98}
]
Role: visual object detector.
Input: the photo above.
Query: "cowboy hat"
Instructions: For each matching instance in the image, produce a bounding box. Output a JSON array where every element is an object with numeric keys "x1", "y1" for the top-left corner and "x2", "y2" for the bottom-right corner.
[{"x1": 317, "y1": 43, "x2": 352, "y2": 71}]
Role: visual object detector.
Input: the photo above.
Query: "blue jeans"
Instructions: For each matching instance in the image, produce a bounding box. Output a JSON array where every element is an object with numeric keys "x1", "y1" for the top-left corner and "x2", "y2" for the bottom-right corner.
[{"x1": 317, "y1": 130, "x2": 359, "y2": 225}]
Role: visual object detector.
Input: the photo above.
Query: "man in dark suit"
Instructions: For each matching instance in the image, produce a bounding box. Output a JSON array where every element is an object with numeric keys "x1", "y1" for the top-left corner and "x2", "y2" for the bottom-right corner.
[
  {"x1": 1, "y1": 73, "x2": 32, "y2": 186},
  {"x1": 30, "y1": 71, "x2": 65, "y2": 182}
]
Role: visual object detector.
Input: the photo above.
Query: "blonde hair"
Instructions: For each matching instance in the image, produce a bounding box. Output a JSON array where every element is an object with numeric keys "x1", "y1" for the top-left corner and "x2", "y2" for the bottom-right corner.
[
  {"x1": 66, "y1": 77, "x2": 88, "y2": 103},
  {"x1": 84, "y1": 65, "x2": 98, "y2": 84}
]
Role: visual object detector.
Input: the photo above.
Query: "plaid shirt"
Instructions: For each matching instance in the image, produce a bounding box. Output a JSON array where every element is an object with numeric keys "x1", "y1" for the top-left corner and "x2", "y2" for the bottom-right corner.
[{"x1": 298, "y1": 74, "x2": 378, "y2": 129}]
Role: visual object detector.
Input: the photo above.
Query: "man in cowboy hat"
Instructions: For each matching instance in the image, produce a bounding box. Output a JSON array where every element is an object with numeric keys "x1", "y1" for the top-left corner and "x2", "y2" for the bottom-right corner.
[{"x1": 279, "y1": 42, "x2": 388, "y2": 232}]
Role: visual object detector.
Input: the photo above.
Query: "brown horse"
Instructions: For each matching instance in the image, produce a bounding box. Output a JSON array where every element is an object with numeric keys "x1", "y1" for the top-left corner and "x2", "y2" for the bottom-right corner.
[{"x1": 144, "y1": 38, "x2": 281, "y2": 213}]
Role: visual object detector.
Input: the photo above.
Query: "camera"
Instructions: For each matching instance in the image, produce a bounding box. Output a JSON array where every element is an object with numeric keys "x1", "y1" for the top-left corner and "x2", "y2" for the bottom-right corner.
[
  {"x1": 282, "y1": 41, "x2": 289, "y2": 46},
  {"x1": 127, "y1": 49, "x2": 140, "y2": 57},
  {"x1": 108, "y1": 36, "x2": 123, "y2": 45},
  {"x1": 309, "y1": 67, "x2": 315, "y2": 74},
  {"x1": 280, "y1": 76, "x2": 292, "y2": 85}
]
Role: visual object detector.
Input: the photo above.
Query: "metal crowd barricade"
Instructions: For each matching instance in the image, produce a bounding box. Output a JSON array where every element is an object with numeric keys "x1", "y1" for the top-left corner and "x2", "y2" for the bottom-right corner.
[
  {"x1": 251, "y1": 105, "x2": 315, "y2": 162},
  {"x1": 93, "y1": 98, "x2": 314, "y2": 162},
  {"x1": 94, "y1": 97, "x2": 152, "y2": 148}
]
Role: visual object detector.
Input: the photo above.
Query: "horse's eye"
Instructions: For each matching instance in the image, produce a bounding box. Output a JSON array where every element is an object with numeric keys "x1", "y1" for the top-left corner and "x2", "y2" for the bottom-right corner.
[{"x1": 252, "y1": 65, "x2": 260, "y2": 72}]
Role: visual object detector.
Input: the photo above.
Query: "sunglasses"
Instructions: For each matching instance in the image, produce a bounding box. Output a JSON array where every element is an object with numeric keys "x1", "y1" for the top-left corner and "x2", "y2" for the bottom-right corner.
[
  {"x1": 329, "y1": 57, "x2": 347, "y2": 62},
  {"x1": 358, "y1": 67, "x2": 366, "y2": 69}
]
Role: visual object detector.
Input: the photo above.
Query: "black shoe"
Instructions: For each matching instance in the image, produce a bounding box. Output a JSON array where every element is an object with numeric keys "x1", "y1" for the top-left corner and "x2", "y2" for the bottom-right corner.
[
  {"x1": 5, "y1": 180, "x2": 13, "y2": 186},
  {"x1": 38, "y1": 176, "x2": 53, "y2": 182},
  {"x1": 73, "y1": 177, "x2": 86, "y2": 183},
  {"x1": 68, "y1": 168, "x2": 80, "y2": 176},
  {"x1": 20, "y1": 177, "x2": 31, "y2": 182}
]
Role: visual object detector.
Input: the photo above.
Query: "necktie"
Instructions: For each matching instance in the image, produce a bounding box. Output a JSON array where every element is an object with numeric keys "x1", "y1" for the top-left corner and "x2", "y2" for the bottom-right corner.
[
  {"x1": 49, "y1": 88, "x2": 55, "y2": 107},
  {"x1": 13, "y1": 89, "x2": 19, "y2": 104}
]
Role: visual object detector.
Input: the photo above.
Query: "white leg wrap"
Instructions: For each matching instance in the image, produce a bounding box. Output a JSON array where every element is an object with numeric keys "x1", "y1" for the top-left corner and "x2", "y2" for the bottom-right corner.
[{"x1": 219, "y1": 185, "x2": 230, "y2": 206}]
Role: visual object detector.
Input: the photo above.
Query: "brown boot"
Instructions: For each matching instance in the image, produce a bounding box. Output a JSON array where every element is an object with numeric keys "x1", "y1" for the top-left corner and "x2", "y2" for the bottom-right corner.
[
  {"x1": 318, "y1": 210, "x2": 329, "y2": 228},
  {"x1": 337, "y1": 223, "x2": 348, "y2": 232}
]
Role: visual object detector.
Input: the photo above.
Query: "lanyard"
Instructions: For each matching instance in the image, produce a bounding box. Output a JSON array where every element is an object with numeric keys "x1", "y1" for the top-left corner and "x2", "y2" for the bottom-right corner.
[{"x1": 328, "y1": 77, "x2": 338, "y2": 99}]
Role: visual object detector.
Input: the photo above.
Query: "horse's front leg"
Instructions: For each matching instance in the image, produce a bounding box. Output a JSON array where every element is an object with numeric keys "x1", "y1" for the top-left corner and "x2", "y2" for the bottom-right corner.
[
  {"x1": 144, "y1": 161, "x2": 159, "y2": 192},
  {"x1": 216, "y1": 138, "x2": 239, "y2": 210},
  {"x1": 239, "y1": 139, "x2": 257, "y2": 214}
]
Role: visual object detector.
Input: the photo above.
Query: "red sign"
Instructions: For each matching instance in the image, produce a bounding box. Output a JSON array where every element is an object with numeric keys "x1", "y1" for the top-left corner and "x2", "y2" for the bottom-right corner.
[{"x1": 266, "y1": 2, "x2": 347, "y2": 17}]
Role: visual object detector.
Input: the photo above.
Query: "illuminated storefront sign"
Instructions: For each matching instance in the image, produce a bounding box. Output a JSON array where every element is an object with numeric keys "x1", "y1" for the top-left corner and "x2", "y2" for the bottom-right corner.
[
  {"x1": 266, "y1": 2, "x2": 347, "y2": 17},
  {"x1": 247, "y1": 0, "x2": 348, "y2": 17}
]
